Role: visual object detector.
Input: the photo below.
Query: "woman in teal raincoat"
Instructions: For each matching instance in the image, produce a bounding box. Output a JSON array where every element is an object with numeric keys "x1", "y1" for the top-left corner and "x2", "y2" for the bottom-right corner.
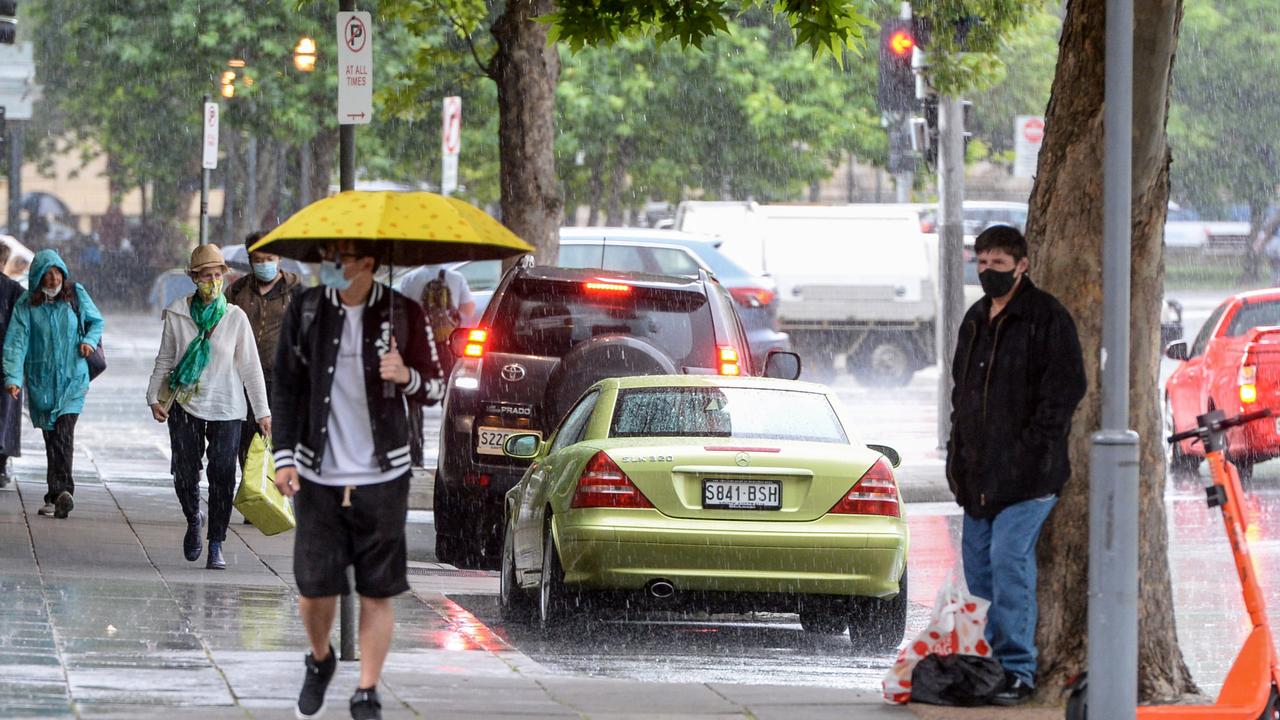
[{"x1": 3, "y1": 249, "x2": 104, "y2": 519}]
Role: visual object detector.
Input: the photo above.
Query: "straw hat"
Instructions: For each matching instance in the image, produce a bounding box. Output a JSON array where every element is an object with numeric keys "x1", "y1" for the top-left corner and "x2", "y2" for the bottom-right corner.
[{"x1": 188, "y1": 244, "x2": 229, "y2": 274}]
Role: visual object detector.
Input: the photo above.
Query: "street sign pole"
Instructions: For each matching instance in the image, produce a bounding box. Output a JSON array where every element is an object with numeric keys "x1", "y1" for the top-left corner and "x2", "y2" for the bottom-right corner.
[
  {"x1": 335, "y1": 0, "x2": 368, "y2": 664},
  {"x1": 6, "y1": 119, "x2": 20, "y2": 242},
  {"x1": 934, "y1": 95, "x2": 965, "y2": 450},
  {"x1": 1088, "y1": 0, "x2": 1138, "y2": 715},
  {"x1": 200, "y1": 96, "x2": 218, "y2": 246}
]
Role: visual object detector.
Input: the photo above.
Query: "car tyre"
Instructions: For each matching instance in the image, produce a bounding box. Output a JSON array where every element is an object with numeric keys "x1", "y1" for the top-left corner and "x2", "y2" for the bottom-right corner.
[
  {"x1": 538, "y1": 522, "x2": 576, "y2": 632},
  {"x1": 500, "y1": 525, "x2": 534, "y2": 624},
  {"x1": 799, "y1": 600, "x2": 849, "y2": 634},
  {"x1": 851, "y1": 335, "x2": 914, "y2": 388},
  {"x1": 1164, "y1": 396, "x2": 1200, "y2": 478},
  {"x1": 848, "y1": 570, "x2": 908, "y2": 654}
]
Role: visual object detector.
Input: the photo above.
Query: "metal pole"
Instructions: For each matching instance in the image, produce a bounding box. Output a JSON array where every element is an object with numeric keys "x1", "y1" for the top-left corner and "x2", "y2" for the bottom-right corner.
[
  {"x1": 245, "y1": 133, "x2": 258, "y2": 236},
  {"x1": 337, "y1": 0, "x2": 357, "y2": 664},
  {"x1": 7, "y1": 121, "x2": 21, "y2": 242},
  {"x1": 299, "y1": 138, "x2": 313, "y2": 208},
  {"x1": 935, "y1": 96, "x2": 965, "y2": 449},
  {"x1": 200, "y1": 96, "x2": 211, "y2": 246},
  {"x1": 1088, "y1": 0, "x2": 1138, "y2": 715}
]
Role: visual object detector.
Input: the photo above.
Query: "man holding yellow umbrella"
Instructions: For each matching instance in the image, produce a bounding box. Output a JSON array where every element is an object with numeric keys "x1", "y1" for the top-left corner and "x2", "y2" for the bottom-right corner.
[{"x1": 250, "y1": 191, "x2": 531, "y2": 720}]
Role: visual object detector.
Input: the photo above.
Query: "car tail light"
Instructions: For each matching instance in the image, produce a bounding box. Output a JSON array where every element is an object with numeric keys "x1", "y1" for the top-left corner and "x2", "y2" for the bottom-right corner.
[
  {"x1": 463, "y1": 328, "x2": 487, "y2": 358},
  {"x1": 570, "y1": 452, "x2": 653, "y2": 509},
  {"x1": 1240, "y1": 363, "x2": 1258, "y2": 405},
  {"x1": 585, "y1": 281, "x2": 631, "y2": 293},
  {"x1": 718, "y1": 346, "x2": 741, "y2": 376},
  {"x1": 728, "y1": 286, "x2": 776, "y2": 308},
  {"x1": 829, "y1": 459, "x2": 900, "y2": 517}
]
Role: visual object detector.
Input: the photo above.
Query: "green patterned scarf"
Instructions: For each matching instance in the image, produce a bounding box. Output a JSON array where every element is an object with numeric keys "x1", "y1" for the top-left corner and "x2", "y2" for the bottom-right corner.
[{"x1": 167, "y1": 293, "x2": 227, "y2": 400}]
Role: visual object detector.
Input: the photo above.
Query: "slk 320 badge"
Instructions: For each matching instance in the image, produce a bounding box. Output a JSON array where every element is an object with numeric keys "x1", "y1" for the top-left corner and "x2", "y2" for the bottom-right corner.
[{"x1": 620, "y1": 455, "x2": 674, "y2": 463}]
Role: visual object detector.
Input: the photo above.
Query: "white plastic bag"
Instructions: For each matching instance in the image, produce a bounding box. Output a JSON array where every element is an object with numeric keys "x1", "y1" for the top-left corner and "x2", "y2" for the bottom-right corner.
[{"x1": 882, "y1": 565, "x2": 992, "y2": 704}]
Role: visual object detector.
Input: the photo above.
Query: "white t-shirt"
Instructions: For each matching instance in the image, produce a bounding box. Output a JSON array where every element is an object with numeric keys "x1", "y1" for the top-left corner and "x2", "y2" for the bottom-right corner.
[
  {"x1": 399, "y1": 266, "x2": 476, "y2": 324},
  {"x1": 298, "y1": 303, "x2": 403, "y2": 487}
]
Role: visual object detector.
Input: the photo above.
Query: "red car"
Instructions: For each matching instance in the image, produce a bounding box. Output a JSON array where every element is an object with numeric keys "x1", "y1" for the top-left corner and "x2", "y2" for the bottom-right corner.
[{"x1": 1165, "y1": 289, "x2": 1280, "y2": 482}]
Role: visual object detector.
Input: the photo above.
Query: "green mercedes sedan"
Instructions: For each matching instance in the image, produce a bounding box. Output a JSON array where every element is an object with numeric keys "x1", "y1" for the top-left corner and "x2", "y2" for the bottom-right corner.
[{"x1": 497, "y1": 375, "x2": 909, "y2": 651}]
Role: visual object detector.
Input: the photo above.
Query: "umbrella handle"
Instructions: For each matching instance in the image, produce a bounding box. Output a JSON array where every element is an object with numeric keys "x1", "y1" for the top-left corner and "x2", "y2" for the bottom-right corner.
[{"x1": 384, "y1": 252, "x2": 397, "y2": 400}]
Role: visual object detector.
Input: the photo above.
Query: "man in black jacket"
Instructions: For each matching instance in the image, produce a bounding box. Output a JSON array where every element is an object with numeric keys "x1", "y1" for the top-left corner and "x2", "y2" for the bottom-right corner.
[
  {"x1": 947, "y1": 225, "x2": 1086, "y2": 706},
  {"x1": 271, "y1": 239, "x2": 443, "y2": 720}
]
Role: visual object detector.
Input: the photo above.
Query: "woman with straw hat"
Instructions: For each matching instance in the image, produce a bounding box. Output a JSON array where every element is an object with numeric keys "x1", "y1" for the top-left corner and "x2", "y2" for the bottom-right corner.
[{"x1": 146, "y1": 244, "x2": 271, "y2": 570}]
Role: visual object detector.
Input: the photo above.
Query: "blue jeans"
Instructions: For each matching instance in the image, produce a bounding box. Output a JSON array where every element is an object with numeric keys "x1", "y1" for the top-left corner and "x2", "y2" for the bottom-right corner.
[{"x1": 962, "y1": 495, "x2": 1058, "y2": 686}]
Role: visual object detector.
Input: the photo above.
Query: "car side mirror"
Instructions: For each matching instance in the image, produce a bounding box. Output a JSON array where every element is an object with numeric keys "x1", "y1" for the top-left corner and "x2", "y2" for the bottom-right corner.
[
  {"x1": 448, "y1": 327, "x2": 470, "y2": 359},
  {"x1": 503, "y1": 432, "x2": 542, "y2": 460},
  {"x1": 1164, "y1": 340, "x2": 1189, "y2": 362},
  {"x1": 867, "y1": 444, "x2": 901, "y2": 469},
  {"x1": 763, "y1": 350, "x2": 802, "y2": 380}
]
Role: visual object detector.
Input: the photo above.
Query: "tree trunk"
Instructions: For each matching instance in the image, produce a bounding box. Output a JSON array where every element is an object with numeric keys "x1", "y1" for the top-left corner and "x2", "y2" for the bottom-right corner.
[
  {"x1": 1027, "y1": 0, "x2": 1195, "y2": 701},
  {"x1": 491, "y1": 0, "x2": 563, "y2": 263},
  {"x1": 307, "y1": 130, "x2": 339, "y2": 205}
]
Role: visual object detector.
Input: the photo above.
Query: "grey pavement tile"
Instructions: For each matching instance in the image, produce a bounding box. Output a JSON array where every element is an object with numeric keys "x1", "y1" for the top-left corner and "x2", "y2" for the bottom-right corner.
[
  {"x1": 538, "y1": 677, "x2": 740, "y2": 715},
  {"x1": 708, "y1": 683, "x2": 885, "y2": 706},
  {"x1": 75, "y1": 704, "x2": 250, "y2": 719},
  {"x1": 750, "y1": 706, "x2": 913, "y2": 720}
]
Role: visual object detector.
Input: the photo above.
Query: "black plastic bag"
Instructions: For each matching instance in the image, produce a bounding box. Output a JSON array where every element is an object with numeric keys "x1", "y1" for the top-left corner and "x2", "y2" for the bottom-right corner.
[{"x1": 909, "y1": 653, "x2": 1006, "y2": 706}]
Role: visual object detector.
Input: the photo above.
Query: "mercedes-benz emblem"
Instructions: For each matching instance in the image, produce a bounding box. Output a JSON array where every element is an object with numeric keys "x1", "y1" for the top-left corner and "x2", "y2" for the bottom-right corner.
[
  {"x1": 500, "y1": 363, "x2": 527, "y2": 382},
  {"x1": 735, "y1": 452, "x2": 751, "y2": 467}
]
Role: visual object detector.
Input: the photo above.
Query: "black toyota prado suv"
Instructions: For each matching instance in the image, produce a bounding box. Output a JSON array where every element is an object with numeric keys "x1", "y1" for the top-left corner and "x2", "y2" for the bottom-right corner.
[{"x1": 433, "y1": 263, "x2": 801, "y2": 567}]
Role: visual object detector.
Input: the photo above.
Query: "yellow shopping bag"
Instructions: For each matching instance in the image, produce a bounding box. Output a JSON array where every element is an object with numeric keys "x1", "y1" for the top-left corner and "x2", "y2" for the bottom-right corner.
[{"x1": 234, "y1": 434, "x2": 296, "y2": 536}]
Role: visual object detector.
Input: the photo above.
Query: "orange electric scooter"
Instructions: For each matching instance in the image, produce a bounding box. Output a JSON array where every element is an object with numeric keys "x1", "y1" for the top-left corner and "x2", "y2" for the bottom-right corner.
[{"x1": 1071, "y1": 408, "x2": 1280, "y2": 718}]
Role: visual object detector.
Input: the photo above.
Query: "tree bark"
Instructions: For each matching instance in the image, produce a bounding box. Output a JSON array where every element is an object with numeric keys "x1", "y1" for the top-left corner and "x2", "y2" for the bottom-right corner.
[
  {"x1": 1027, "y1": 0, "x2": 1195, "y2": 701},
  {"x1": 491, "y1": 0, "x2": 563, "y2": 263}
]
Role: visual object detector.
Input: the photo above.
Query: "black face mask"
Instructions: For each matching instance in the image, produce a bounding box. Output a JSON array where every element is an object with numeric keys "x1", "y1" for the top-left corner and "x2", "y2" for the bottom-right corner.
[{"x1": 978, "y1": 268, "x2": 1018, "y2": 298}]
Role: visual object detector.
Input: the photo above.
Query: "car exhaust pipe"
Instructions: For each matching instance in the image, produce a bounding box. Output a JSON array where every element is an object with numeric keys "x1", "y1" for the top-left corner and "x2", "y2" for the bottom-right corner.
[{"x1": 647, "y1": 580, "x2": 676, "y2": 599}]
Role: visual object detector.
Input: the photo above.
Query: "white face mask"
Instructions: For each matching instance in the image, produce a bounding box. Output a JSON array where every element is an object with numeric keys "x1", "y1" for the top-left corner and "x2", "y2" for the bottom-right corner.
[{"x1": 42, "y1": 283, "x2": 62, "y2": 299}]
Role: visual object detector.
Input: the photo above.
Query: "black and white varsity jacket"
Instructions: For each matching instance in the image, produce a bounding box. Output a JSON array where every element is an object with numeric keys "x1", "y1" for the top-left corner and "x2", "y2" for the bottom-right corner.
[{"x1": 271, "y1": 284, "x2": 444, "y2": 476}]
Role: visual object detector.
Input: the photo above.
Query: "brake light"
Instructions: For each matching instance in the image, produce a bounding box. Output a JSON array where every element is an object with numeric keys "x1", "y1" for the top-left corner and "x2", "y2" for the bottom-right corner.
[
  {"x1": 585, "y1": 281, "x2": 631, "y2": 293},
  {"x1": 570, "y1": 452, "x2": 654, "y2": 509},
  {"x1": 718, "y1": 346, "x2": 741, "y2": 376},
  {"x1": 829, "y1": 459, "x2": 900, "y2": 517},
  {"x1": 1240, "y1": 363, "x2": 1258, "y2": 405},
  {"x1": 463, "y1": 328, "x2": 487, "y2": 358},
  {"x1": 728, "y1": 286, "x2": 777, "y2": 308}
]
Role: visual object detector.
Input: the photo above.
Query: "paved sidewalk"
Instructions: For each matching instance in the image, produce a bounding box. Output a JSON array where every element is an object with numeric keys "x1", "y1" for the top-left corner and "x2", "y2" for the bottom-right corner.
[{"x1": 0, "y1": 467, "x2": 925, "y2": 719}]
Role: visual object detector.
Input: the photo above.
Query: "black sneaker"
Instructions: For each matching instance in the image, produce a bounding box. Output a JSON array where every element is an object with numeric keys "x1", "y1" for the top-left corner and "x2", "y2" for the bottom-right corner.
[
  {"x1": 53, "y1": 491, "x2": 74, "y2": 519},
  {"x1": 0, "y1": 471, "x2": 10, "y2": 488},
  {"x1": 295, "y1": 645, "x2": 336, "y2": 719},
  {"x1": 183, "y1": 511, "x2": 204, "y2": 561},
  {"x1": 206, "y1": 540, "x2": 226, "y2": 570},
  {"x1": 990, "y1": 673, "x2": 1035, "y2": 706},
  {"x1": 349, "y1": 687, "x2": 381, "y2": 720}
]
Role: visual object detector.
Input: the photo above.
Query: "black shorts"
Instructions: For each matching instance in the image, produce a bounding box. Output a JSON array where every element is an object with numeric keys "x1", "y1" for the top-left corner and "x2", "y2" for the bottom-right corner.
[{"x1": 293, "y1": 473, "x2": 410, "y2": 599}]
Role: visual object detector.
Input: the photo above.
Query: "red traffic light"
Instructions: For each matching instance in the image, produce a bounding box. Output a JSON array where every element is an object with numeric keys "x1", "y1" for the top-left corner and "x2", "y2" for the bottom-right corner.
[{"x1": 890, "y1": 29, "x2": 914, "y2": 56}]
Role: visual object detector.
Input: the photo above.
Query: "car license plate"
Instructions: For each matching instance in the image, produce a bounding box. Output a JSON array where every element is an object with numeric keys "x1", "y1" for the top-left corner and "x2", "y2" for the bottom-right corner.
[
  {"x1": 702, "y1": 479, "x2": 782, "y2": 510},
  {"x1": 476, "y1": 427, "x2": 539, "y2": 457}
]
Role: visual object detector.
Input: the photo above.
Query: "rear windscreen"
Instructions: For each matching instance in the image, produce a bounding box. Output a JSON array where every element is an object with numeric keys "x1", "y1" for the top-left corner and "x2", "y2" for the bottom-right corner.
[
  {"x1": 489, "y1": 279, "x2": 714, "y2": 367},
  {"x1": 1228, "y1": 301, "x2": 1280, "y2": 336},
  {"x1": 610, "y1": 386, "x2": 848, "y2": 443}
]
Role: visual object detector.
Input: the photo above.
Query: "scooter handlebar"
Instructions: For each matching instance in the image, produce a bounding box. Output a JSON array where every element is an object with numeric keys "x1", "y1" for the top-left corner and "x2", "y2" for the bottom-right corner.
[{"x1": 1166, "y1": 408, "x2": 1275, "y2": 445}]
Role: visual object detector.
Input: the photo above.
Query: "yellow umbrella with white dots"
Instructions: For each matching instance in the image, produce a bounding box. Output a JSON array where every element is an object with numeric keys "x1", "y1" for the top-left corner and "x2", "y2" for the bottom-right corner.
[{"x1": 248, "y1": 190, "x2": 532, "y2": 264}]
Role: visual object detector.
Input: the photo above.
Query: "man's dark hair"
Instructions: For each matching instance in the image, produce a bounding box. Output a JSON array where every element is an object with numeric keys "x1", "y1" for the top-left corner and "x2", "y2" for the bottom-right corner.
[
  {"x1": 974, "y1": 225, "x2": 1028, "y2": 261},
  {"x1": 244, "y1": 231, "x2": 265, "y2": 246},
  {"x1": 350, "y1": 239, "x2": 383, "y2": 271}
]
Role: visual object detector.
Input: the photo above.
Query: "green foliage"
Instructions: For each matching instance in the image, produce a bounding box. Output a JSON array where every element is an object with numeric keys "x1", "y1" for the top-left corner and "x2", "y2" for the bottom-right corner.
[
  {"x1": 1170, "y1": 0, "x2": 1280, "y2": 219},
  {"x1": 908, "y1": 0, "x2": 1049, "y2": 95},
  {"x1": 965, "y1": 5, "x2": 1060, "y2": 156},
  {"x1": 546, "y1": 0, "x2": 877, "y2": 59}
]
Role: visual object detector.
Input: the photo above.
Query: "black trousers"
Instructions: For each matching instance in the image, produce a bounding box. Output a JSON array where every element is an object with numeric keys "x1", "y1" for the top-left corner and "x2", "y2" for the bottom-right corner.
[
  {"x1": 42, "y1": 414, "x2": 78, "y2": 504},
  {"x1": 169, "y1": 404, "x2": 240, "y2": 542}
]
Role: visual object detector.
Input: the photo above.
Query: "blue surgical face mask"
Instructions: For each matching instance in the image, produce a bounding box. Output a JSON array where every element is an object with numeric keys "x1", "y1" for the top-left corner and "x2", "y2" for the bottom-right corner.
[
  {"x1": 252, "y1": 261, "x2": 278, "y2": 282},
  {"x1": 320, "y1": 260, "x2": 352, "y2": 291}
]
